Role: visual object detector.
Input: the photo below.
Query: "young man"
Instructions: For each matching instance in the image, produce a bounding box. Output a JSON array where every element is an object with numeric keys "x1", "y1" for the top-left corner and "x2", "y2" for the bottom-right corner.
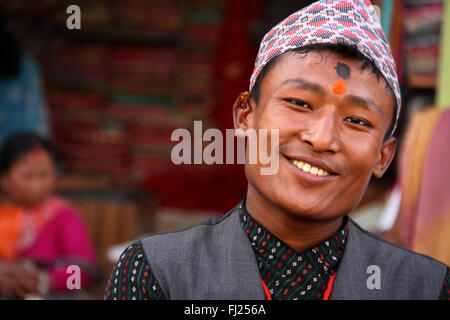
[{"x1": 105, "y1": 0, "x2": 449, "y2": 300}]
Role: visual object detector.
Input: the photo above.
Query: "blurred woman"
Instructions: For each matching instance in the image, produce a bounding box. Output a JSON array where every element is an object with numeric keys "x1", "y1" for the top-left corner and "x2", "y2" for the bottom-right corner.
[{"x1": 0, "y1": 132, "x2": 96, "y2": 299}]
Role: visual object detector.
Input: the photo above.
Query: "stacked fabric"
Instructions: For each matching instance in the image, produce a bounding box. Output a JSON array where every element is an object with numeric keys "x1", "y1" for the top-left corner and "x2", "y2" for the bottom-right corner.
[
  {"x1": 404, "y1": 0, "x2": 444, "y2": 88},
  {"x1": 40, "y1": 0, "x2": 228, "y2": 186},
  {"x1": 108, "y1": 46, "x2": 177, "y2": 98},
  {"x1": 179, "y1": 51, "x2": 216, "y2": 117},
  {"x1": 47, "y1": 91, "x2": 129, "y2": 175},
  {"x1": 105, "y1": 93, "x2": 180, "y2": 180},
  {"x1": 43, "y1": 39, "x2": 127, "y2": 176},
  {"x1": 178, "y1": 0, "x2": 225, "y2": 118},
  {"x1": 112, "y1": 0, "x2": 182, "y2": 34},
  {"x1": 44, "y1": 42, "x2": 108, "y2": 90},
  {"x1": 126, "y1": 119, "x2": 183, "y2": 181}
]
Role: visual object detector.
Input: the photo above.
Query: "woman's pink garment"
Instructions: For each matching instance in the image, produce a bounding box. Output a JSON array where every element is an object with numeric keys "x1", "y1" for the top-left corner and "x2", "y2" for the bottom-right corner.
[{"x1": 18, "y1": 199, "x2": 97, "y2": 292}]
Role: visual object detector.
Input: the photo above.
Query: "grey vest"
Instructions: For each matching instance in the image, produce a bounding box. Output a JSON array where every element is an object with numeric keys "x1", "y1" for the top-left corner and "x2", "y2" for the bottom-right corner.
[{"x1": 141, "y1": 202, "x2": 447, "y2": 300}]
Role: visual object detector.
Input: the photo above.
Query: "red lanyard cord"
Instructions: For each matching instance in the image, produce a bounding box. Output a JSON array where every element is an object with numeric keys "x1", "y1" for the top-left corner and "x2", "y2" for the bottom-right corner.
[
  {"x1": 323, "y1": 273, "x2": 337, "y2": 300},
  {"x1": 261, "y1": 277, "x2": 272, "y2": 300},
  {"x1": 261, "y1": 273, "x2": 337, "y2": 301}
]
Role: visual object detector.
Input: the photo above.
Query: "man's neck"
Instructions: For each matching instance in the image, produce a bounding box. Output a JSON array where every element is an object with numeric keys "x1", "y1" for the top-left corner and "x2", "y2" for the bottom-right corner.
[{"x1": 245, "y1": 185, "x2": 344, "y2": 253}]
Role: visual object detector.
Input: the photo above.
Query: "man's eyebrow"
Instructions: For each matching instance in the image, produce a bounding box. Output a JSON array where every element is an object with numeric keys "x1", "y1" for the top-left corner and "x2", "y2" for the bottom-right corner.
[
  {"x1": 279, "y1": 78, "x2": 325, "y2": 94},
  {"x1": 344, "y1": 94, "x2": 383, "y2": 115}
]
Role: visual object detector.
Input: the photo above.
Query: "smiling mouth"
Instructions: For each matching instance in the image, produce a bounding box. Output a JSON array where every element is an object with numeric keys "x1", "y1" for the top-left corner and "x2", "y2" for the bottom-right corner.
[
  {"x1": 283, "y1": 154, "x2": 338, "y2": 178},
  {"x1": 289, "y1": 159, "x2": 330, "y2": 176}
]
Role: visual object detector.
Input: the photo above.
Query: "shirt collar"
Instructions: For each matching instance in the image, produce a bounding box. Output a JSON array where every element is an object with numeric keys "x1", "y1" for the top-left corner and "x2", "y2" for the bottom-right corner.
[{"x1": 238, "y1": 200, "x2": 348, "y2": 275}]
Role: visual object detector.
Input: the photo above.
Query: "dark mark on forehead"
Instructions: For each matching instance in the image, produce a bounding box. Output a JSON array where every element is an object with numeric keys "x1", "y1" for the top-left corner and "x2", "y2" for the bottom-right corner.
[{"x1": 335, "y1": 62, "x2": 351, "y2": 80}]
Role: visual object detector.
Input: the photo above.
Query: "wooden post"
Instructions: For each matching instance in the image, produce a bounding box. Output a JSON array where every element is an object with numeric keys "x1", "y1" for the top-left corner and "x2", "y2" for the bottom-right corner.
[{"x1": 437, "y1": 0, "x2": 450, "y2": 109}]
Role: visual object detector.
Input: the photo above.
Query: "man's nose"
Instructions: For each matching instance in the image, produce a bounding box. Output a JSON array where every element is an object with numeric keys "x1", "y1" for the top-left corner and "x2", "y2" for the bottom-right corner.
[{"x1": 299, "y1": 111, "x2": 340, "y2": 153}]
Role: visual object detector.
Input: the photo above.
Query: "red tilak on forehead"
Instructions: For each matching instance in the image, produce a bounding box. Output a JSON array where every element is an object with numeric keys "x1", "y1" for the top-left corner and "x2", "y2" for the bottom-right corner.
[
  {"x1": 332, "y1": 78, "x2": 347, "y2": 95},
  {"x1": 31, "y1": 146, "x2": 43, "y2": 158}
]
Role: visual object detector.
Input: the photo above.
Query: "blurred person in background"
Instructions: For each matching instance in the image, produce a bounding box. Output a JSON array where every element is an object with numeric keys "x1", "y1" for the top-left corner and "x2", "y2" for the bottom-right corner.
[
  {"x1": 383, "y1": 108, "x2": 450, "y2": 269},
  {"x1": 0, "y1": 14, "x2": 51, "y2": 148},
  {"x1": 0, "y1": 132, "x2": 97, "y2": 299}
]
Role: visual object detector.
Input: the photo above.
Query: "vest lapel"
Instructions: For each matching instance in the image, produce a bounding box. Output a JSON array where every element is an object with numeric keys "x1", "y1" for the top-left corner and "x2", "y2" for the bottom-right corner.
[
  {"x1": 330, "y1": 219, "x2": 384, "y2": 300},
  {"x1": 221, "y1": 203, "x2": 266, "y2": 299}
]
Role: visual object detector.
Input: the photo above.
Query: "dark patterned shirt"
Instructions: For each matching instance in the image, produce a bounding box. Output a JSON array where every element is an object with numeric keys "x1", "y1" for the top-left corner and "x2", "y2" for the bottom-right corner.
[
  {"x1": 239, "y1": 203, "x2": 347, "y2": 300},
  {"x1": 105, "y1": 205, "x2": 450, "y2": 300},
  {"x1": 104, "y1": 243, "x2": 166, "y2": 300}
]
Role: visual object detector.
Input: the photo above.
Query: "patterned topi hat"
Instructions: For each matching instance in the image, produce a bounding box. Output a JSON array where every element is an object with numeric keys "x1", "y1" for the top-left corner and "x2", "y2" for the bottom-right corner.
[{"x1": 250, "y1": 0, "x2": 401, "y2": 137}]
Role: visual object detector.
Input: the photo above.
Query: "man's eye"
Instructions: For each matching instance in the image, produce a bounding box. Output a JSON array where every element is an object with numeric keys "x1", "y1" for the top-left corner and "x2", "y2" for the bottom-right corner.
[
  {"x1": 344, "y1": 117, "x2": 370, "y2": 127},
  {"x1": 286, "y1": 99, "x2": 312, "y2": 110}
]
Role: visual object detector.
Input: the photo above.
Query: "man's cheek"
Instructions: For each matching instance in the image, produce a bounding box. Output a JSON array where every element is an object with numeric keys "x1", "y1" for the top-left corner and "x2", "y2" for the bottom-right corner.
[
  {"x1": 341, "y1": 149, "x2": 376, "y2": 186},
  {"x1": 348, "y1": 141, "x2": 378, "y2": 167}
]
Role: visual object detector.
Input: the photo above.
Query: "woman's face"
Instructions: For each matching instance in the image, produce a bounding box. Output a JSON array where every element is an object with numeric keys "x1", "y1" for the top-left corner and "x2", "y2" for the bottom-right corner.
[{"x1": 1, "y1": 150, "x2": 56, "y2": 208}]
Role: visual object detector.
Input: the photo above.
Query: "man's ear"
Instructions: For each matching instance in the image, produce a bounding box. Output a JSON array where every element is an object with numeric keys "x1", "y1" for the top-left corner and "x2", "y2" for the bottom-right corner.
[
  {"x1": 373, "y1": 137, "x2": 397, "y2": 178},
  {"x1": 233, "y1": 91, "x2": 255, "y2": 132}
]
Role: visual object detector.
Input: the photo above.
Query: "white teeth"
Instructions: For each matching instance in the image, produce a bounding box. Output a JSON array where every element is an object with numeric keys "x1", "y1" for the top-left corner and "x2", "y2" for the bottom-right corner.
[
  {"x1": 303, "y1": 163, "x2": 311, "y2": 173},
  {"x1": 290, "y1": 159, "x2": 330, "y2": 176}
]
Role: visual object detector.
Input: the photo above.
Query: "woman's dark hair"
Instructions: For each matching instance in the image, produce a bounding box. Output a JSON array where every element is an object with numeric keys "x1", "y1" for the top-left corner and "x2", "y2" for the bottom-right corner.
[
  {"x1": 0, "y1": 14, "x2": 22, "y2": 78},
  {"x1": 0, "y1": 132, "x2": 55, "y2": 175},
  {"x1": 249, "y1": 43, "x2": 397, "y2": 140}
]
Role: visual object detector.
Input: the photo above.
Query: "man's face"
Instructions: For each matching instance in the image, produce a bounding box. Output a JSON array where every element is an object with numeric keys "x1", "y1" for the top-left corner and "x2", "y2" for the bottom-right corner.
[{"x1": 237, "y1": 50, "x2": 396, "y2": 221}]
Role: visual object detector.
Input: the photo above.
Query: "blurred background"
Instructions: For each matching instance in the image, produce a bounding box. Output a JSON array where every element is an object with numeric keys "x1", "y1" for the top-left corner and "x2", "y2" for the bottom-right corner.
[{"x1": 0, "y1": 0, "x2": 448, "y2": 299}]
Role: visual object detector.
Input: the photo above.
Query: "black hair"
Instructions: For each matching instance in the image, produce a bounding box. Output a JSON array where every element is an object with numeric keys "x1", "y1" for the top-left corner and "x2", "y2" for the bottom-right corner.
[
  {"x1": 0, "y1": 132, "x2": 56, "y2": 175},
  {"x1": 0, "y1": 14, "x2": 22, "y2": 78},
  {"x1": 249, "y1": 43, "x2": 397, "y2": 140}
]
